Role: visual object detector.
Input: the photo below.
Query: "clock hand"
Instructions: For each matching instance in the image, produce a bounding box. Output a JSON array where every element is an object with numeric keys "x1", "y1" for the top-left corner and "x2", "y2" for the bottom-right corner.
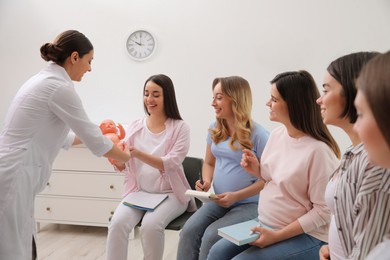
[{"x1": 129, "y1": 39, "x2": 141, "y2": 46}]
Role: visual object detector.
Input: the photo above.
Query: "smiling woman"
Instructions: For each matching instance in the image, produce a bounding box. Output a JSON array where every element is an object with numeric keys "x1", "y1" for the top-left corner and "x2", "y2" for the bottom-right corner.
[
  {"x1": 0, "y1": 30, "x2": 131, "y2": 260},
  {"x1": 317, "y1": 52, "x2": 390, "y2": 260},
  {"x1": 40, "y1": 31, "x2": 93, "y2": 81},
  {"x1": 205, "y1": 71, "x2": 339, "y2": 260},
  {"x1": 106, "y1": 74, "x2": 195, "y2": 260},
  {"x1": 177, "y1": 76, "x2": 270, "y2": 260}
]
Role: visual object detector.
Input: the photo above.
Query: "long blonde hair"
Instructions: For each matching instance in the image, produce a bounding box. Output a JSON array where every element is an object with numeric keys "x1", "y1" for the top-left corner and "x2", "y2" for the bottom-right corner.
[{"x1": 209, "y1": 76, "x2": 253, "y2": 150}]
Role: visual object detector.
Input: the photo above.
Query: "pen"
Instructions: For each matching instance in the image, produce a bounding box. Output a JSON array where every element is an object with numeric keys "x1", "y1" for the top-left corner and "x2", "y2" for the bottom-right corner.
[{"x1": 199, "y1": 172, "x2": 204, "y2": 191}]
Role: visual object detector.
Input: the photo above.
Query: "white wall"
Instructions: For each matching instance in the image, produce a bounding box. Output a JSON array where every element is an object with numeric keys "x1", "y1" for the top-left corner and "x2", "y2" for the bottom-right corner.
[{"x1": 1, "y1": 0, "x2": 390, "y2": 157}]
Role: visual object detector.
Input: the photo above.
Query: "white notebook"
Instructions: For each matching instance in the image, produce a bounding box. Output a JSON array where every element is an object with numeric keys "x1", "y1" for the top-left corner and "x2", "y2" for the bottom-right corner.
[
  {"x1": 122, "y1": 191, "x2": 168, "y2": 212},
  {"x1": 185, "y1": 189, "x2": 217, "y2": 203}
]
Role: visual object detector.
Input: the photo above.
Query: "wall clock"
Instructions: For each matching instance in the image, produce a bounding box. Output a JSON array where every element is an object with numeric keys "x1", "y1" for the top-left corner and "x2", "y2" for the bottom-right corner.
[{"x1": 126, "y1": 29, "x2": 156, "y2": 61}]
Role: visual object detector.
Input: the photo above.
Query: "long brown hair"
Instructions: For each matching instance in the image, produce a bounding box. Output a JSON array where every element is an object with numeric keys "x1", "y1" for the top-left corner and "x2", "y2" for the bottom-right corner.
[
  {"x1": 271, "y1": 71, "x2": 341, "y2": 158},
  {"x1": 143, "y1": 74, "x2": 182, "y2": 120},
  {"x1": 356, "y1": 51, "x2": 390, "y2": 147}
]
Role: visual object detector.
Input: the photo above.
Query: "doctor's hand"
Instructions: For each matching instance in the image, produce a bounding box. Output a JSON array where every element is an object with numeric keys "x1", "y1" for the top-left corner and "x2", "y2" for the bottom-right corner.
[
  {"x1": 108, "y1": 157, "x2": 126, "y2": 171},
  {"x1": 108, "y1": 142, "x2": 129, "y2": 171}
]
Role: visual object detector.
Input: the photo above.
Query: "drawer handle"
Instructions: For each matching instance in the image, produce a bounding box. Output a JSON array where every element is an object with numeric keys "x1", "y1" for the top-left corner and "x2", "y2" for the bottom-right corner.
[
  {"x1": 110, "y1": 185, "x2": 114, "y2": 189},
  {"x1": 46, "y1": 207, "x2": 51, "y2": 211}
]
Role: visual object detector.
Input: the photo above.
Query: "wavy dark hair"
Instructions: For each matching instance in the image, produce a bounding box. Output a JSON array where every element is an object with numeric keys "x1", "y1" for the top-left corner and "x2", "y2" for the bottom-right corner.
[
  {"x1": 271, "y1": 71, "x2": 340, "y2": 158},
  {"x1": 143, "y1": 74, "x2": 182, "y2": 120}
]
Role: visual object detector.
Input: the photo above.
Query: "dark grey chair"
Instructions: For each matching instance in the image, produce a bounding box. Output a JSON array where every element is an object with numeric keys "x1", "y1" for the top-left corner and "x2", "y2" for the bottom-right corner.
[
  {"x1": 133, "y1": 156, "x2": 204, "y2": 231},
  {"x1": 165, "y1": 156, "x2": 204, "y2": 231}
]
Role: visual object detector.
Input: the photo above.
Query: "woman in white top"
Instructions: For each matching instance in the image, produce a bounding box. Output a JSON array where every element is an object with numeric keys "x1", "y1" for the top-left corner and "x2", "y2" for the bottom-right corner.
[
  {"x1": 354, "y1": 51, "x2": 390, "y2": 260},
  {"x1": 106, "y1": 74, "x2": 195, "y2": 260},
  {"x1": 0, "y1": 30, "x2": 131, "y2": 260}
]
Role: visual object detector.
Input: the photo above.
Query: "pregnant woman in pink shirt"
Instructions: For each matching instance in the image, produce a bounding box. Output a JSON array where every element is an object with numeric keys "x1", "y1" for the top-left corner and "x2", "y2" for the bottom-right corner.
[{"x1": 207, "y1": 70, "x2": 340, "y2": 260}]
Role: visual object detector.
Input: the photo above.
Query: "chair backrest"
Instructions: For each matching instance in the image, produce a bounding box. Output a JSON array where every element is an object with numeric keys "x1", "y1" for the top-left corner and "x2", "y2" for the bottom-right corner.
[
  {"x1": 182, "y1": 156, "x2": 203, "y2": 190},
  {"x1": 164, "y1": 156, "x2": 204, "y2": 231}
]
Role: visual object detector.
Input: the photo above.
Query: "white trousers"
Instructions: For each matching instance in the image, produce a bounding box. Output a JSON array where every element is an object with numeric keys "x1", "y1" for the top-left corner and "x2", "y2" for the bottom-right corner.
[{"x1": 106, "y1": 193, "x2": 187, "y2": 260}]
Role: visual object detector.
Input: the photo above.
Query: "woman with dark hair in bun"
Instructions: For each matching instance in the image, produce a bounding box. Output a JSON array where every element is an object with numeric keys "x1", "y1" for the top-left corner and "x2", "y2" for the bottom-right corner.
[{"x1": 0, "y1": 30, "x2": 131, "y2": 260}]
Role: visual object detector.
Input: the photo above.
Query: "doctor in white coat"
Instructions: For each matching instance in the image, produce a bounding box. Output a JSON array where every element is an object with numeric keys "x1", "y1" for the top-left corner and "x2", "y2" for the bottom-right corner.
[{"x1": 0, "y1": 30, "x2": 131, "y2": 260}]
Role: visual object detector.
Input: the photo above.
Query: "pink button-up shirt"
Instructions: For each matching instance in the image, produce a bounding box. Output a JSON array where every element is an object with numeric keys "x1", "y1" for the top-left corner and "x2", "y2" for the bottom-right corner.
[{"x1": 122, "y1": 117, "x2": 197, "y2": 212}]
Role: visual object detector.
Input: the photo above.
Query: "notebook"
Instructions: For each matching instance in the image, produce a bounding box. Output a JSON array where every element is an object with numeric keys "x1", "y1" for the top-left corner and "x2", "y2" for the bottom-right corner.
[
  {"x1": 122, "y1": 191, "x2": 168, "y2": 212},
  {"x1": 184, "y1": 189, "x2": 217, "y2": 203},
  {"x1": 217, "y1": 219, "x2": 272, "y2": 246}
]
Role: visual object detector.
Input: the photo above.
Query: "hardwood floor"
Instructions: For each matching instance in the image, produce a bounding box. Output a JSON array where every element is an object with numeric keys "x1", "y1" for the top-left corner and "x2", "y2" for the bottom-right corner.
[{"x1": 36, "y1": 223, "x2": 180, "y2": 260}]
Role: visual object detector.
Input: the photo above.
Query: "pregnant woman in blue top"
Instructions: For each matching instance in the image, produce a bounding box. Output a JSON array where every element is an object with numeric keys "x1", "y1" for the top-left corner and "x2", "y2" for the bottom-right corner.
[{"x1": 176, "y1": 76, "x2": 269, "y2": 260}]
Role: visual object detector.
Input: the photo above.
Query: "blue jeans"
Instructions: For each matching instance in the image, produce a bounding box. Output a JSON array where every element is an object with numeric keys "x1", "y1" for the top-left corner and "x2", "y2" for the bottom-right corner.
[
  {"x1": 176, "y1": 202, "x2": 258, "y2": 260},
  {"x1": 207, "y1": 232, "x2": 326, "y2": 260}
]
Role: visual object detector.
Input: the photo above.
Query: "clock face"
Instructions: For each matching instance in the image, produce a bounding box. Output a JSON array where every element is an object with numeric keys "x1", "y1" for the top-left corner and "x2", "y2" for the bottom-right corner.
[{"x1": 126, "y1": 30, "x2": 156, "y2": 61}]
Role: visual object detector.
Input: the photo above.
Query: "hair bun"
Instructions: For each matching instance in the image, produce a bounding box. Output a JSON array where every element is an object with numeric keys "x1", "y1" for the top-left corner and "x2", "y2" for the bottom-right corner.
[{"x1": 40, "y1": 42, "x2": 62, "y2": 62}]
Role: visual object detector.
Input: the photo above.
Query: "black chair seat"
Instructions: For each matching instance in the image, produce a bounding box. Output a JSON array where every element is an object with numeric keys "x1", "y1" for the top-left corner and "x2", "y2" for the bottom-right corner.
[
  {"x1": 135, "y1": 156, "x2": 204, "y2": 231},
  {"x1": 166, "y1": 198, "x2": 203, "y2": 230}
]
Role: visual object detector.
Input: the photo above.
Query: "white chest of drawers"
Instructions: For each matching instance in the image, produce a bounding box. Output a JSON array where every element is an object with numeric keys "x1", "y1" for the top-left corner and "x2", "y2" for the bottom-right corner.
[{"x1": 35, "y1": 145, "x2": 125, "y2": 231}]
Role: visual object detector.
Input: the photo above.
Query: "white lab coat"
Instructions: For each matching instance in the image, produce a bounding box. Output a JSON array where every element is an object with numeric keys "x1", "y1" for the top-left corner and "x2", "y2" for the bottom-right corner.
[{"x1": 0, "y1": 62, "x2": 113, "y2": 260}]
